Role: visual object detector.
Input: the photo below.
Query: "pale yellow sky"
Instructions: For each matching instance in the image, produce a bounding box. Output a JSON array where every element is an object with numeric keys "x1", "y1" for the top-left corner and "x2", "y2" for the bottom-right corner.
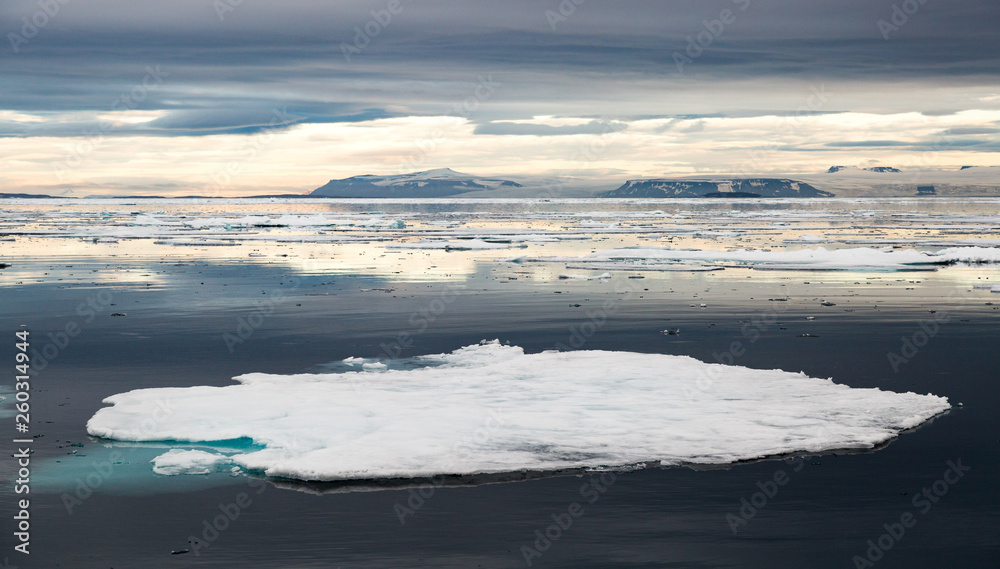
[{"x1": 4, "y1": 109, "x2": 1000, "y2": 196}]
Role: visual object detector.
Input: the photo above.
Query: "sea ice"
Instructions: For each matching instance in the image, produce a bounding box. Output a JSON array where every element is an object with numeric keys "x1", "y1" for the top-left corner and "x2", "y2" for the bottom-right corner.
[
  {"x1": 513, "y1": 246, "x2": 1000, "y2": 271},
  {"x1": 557, "y1": 273, "x2": 612, "y2": 280},
  {"x1": 89, "y1": 342, "x2": 949, "y2": 483},
  {"x1": 151, "y1": 449, "x2": 230, "y2": 475},
  {"x1": 387, "y1": 239, "x2": 526, "y2": 250},
  {"x1": 153, "y1": 239, "x2": 240, "y2": 246},
  {"x1": 564, "y1": 263, "x2": 724, "y2": 272},
  {"x1": 787, "y1": 234, "x2": 830, "y2": 242}
]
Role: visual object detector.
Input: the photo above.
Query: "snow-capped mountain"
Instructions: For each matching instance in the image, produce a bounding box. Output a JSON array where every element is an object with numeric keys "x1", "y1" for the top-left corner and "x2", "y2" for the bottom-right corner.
[
  {"x1": 310, "y1": 168, "x2": 523, "y2": 197},
  {"x1": 798, "y1": 166, "x2": 1000, "y2": 197},
  {"x1": 599, "y1": 178, "x2": 834, "y2": 198},
  {"x1": 827, "y1": 165, "x2": 901, "y2": 173}
]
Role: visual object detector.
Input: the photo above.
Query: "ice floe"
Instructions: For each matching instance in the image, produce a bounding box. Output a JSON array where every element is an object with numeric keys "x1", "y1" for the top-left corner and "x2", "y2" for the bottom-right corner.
[
  {"x1": 786, "y1": 234, "x2": 830, "y2": 243},
  {"x1": 153, "y1": 239, "x2": 241, "y2": 246},
  {"x1": 564, "y1": 263, "x2": 724, "y2": 272},
  {"x1": 557, "y1": 273, "x2": 612, "y2": 280},
  {"x1": 151, "y1": 449, "x2": 230, "y2": 475},
  {"x1": 88, "y1": 341, "x2": 949, "y2": 483},
  {"x1": 387, "y1": 239, "x2": 527, "y2": 250}
]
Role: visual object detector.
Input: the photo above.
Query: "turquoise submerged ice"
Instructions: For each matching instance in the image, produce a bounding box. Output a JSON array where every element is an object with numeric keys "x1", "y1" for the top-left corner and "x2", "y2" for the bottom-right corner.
[{"x1": 87, "y1": 341, "x2": 950, "y2": 481}]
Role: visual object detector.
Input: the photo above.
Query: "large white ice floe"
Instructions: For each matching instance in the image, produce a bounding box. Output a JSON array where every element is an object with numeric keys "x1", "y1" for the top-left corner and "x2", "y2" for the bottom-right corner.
[
  {"x1": 87, "y1": 341, "x2": 950, "y2": 482},
  {"x1": 511, "y1": 246, "x2": 1000, "y2": 271}
]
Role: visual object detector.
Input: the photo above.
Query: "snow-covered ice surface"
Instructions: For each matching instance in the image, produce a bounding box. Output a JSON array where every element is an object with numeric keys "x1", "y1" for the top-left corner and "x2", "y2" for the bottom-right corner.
[{"x1": 87, "y1": 341, "x2": 949, "y2": 483}]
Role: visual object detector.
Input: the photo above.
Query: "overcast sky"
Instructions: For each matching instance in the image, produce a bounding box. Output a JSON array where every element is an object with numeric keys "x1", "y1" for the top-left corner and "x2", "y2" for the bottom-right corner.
[{"x1": 2, "y1": 0, "x2": 998, "y2": 195}]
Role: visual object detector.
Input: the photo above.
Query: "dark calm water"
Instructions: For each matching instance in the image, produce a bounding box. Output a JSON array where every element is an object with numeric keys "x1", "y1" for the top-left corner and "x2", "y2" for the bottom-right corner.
[{"x1": 1, "y1": 202, "x2": 999, "y2": 567}]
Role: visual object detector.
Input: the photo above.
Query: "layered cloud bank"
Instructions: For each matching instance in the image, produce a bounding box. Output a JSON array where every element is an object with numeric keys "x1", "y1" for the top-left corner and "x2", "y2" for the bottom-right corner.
[{"x1": 3, "y1": 1, "x2": 999, "y2": 195}]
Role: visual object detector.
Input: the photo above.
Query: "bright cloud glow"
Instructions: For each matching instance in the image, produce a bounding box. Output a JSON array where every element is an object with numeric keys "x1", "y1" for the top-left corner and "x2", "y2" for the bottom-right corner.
[{"x1": 4, "y1": 108, "x2": 998, "y2": 196}]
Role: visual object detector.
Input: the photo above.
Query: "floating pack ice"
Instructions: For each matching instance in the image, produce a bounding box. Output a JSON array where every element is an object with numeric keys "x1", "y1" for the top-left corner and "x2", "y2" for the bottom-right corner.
[
  {"x1": 387, "y1": 239, "x2": 526, "y2": 250},
  {"x1": 87, "y1": 341, "x2": 949, "y2": 482},
  {"x1": 512, "y1": 246, "x2": 1000, "y2": 271}
]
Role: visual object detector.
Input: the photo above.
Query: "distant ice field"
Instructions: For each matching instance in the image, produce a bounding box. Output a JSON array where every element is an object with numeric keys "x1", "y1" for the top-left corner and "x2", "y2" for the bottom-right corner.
[{"x1": 3, "y1": 197, "x2": 1000, "y2": 278}]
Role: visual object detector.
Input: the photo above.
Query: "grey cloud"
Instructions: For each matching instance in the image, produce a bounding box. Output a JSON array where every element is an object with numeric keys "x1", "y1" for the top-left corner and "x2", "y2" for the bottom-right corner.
[
  {"x1": 821, "y1": 138, "x2": 995, "y2": 150},
  {"x1": 0, "y1": 107, "x2": 392, "y2": 138},
  {"x1": 473, "y1": 120, "x2": 626, "y2": 136},
  {"x1": 1, "y1": 0, "x2": 997, "y2": 138},
  {"x1": 681, "y1": 120, "x2": 706, "y2": 133},
  {"x1": 826, "y1": 140, "x2": 916, "y2": 147},
  {"x1": 940, "y1": 127, "x2": 1000, "y2": 136}
]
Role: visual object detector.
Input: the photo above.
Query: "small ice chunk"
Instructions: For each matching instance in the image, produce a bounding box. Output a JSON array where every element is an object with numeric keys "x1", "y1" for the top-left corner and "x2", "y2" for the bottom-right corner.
[
  {"x1": 788, "y1": 234, "x2": 829, "y2": 242},
  {"x1": 388, "y1": 239, "x2": 524, "y2": 250},
  {"x1": 557, "y1": 273, "x2": 611, "y2": 280},
  {"x1": 151, "y1": 449, "x2": 229, "y2": 475}
]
